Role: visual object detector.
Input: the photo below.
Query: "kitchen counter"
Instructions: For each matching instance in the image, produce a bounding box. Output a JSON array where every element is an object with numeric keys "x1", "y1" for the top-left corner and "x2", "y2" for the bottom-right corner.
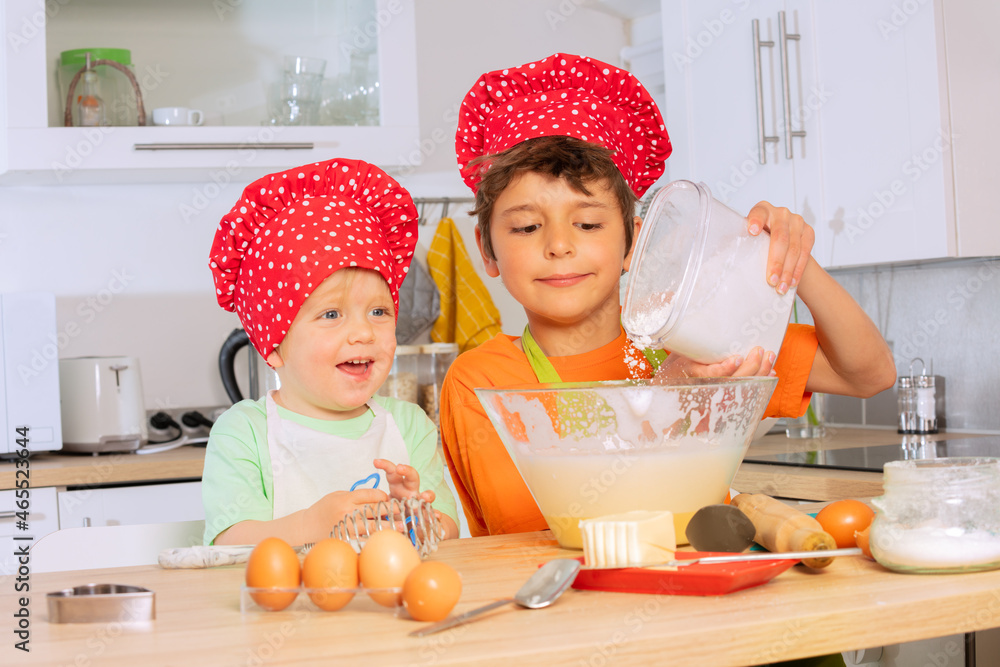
[
  {"x1": 8, "y1": 530, "x2": 1000, "y2": 666},
  {"x1": 734, "y1": 426, "x2": 997, "y2": 501},
  {"x1": 5, "y1": 427, "x2": 995, "y2": 497},
  {"x1": 0, "y1": 446, "x2": 206, "y2": 490}
]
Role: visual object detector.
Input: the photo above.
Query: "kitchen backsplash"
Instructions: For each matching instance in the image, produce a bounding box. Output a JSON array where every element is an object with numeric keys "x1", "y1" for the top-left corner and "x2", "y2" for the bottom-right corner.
[{"x1": 796, "y1": 256, "x2": 1000, "y2": 432}]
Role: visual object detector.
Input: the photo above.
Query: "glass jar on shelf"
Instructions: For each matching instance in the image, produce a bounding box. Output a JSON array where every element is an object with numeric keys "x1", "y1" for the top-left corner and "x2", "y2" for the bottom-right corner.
[
  {"x1": 417, "y1": 343, "x2": 458, "y2": 428},
  {"x1": 57, "y1": 48, "x2": 139, "y2": 126},
  {"x1": 869, "y1": 457, "x2": 1000, "y2": 574},
  {"x1": 376, "y1": 344, "x2": 420, "y2": 404}
]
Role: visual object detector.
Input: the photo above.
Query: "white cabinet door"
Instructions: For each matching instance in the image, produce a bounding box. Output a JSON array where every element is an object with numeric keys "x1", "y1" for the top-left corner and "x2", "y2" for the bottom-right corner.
[
  {"x1": 0, "y1": 486, "x2": 59, "y2": 576},
  {"x1": 58, "y1": 481, "x2": 204, "y2": 529},
  {"x1": 799, "y1": 1, "x2": 951, "y2": 267},
  {"x1": 660, "y1": 1, "x2": 954, "y2": 267},
  {"x1": 661, "y1": 0, "x2": 797, "y2": 218}
]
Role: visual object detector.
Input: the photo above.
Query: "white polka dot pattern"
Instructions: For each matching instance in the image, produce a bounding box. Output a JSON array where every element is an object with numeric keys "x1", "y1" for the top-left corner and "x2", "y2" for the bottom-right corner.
[
  {"x1": 455, "y1": 53, "x2": 672, "y2": 197},
  {"x1": 208, "y1": 158, "x2": 418, "y2": 360}
]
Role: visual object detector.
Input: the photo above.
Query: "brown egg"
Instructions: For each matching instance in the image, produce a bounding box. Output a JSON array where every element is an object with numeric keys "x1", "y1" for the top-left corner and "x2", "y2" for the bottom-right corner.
[
  {"x1": 358, "y1": 529, "x2": 421, "y2": 607},
  {"x1": 245, "y1": 537, "x2": 301, "y2": 611},
  {"x1": 403, "y1": 561, "x2": 462, "y2": 622},
  {"x1": 302, "y1": 538, "x2": 359, "y2": 611}
]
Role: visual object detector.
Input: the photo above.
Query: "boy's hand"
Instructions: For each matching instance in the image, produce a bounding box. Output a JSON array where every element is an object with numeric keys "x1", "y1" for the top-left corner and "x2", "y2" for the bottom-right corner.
[
  {"x1": 373, "y1": 458, "x2": 434, "y2": 503},
  {"x1": 654, "y1": 346, "x2": 776, "y2": 380},
  {"x1": 747, "y1": 202, "x2": 815, "y2": 295}
]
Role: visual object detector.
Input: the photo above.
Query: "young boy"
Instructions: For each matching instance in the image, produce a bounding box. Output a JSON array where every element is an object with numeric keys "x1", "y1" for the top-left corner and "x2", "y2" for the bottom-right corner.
[
  {"x1": 441, "y1": 53, "x2": 896, "y2": 538},
  {"x1": 204, "y1": 157, "x2": 459, "y2": 546}
]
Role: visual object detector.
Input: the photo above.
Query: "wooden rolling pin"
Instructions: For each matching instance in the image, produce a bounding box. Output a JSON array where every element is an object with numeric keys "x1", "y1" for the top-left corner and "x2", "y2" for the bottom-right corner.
[{"x1": 731, "y1": 493, "x2": 837, "y2": 568}]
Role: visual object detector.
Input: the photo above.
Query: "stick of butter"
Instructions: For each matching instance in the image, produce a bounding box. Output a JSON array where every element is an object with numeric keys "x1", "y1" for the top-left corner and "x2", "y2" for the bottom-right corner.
[{"x1": 579, "y1": 510, "x2": 676, "y2": 569}]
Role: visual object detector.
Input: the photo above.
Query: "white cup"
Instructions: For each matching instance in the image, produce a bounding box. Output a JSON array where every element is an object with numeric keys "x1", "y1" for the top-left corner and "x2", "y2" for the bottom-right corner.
[{"x1": 152, "y1": 107, "x2": 204, "y2": 126}]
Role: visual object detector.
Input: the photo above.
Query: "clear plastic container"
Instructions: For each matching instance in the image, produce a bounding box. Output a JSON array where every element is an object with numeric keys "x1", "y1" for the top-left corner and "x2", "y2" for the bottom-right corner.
[
  {"x1": 418, "y1": 343, "x2": 458, "y2": 427},
  {"x1": 57, "y1": 48, "x2": 139, "y2": 126},
  {"x1": 241, "y1": 584, "x2": 403, "y2": 615},
  {"x1": 377, "y1": 344, "x2": 420, "y2": 404},
  {"x1": 622, "y1": 180, "x2": 797, "y2": 364},
  {"x1": 870, "y1": 458, "x2": 1000, "y2": 574}
]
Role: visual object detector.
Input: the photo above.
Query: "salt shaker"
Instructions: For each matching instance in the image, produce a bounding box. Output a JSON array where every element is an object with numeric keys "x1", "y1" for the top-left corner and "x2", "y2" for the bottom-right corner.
[{"x1": 897, "y1": 358, "x2": 937, "y2": 434}]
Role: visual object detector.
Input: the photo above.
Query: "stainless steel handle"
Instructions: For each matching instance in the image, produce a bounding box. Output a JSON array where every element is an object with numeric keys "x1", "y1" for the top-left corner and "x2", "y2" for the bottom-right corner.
[
  {"x1": 133, "y1": 142, "x2": 315, "y2": 151},
  {"x1": 778, "y1": 11, "x2": 806, "y2": 159},
  {"x1": 0, "y1": 510, "x2": 16, "y2": 519},
  {"x1": 752, "y1": 19, "x2": 780, "y2": 164},
  {"x1": 409, "y1": 598, "x2": 513, "y2": 637}
]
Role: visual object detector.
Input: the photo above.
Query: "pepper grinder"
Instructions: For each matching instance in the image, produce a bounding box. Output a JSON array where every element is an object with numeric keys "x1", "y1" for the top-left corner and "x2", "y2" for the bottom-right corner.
[{"x1": 897, "y1": 357, "x2": 938, "y2": 434}]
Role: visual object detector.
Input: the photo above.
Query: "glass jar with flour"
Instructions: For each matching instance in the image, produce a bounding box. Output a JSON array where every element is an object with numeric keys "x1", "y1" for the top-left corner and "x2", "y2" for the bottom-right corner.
[{"x1": 870, "y1": 458, "x2": 1000, "y2": 573}]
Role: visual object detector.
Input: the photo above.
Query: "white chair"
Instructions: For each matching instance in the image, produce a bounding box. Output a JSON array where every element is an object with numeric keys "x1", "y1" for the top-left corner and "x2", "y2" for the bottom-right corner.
[{"x1": 30, "y1": 520, "x2": 205, "y2": 573}]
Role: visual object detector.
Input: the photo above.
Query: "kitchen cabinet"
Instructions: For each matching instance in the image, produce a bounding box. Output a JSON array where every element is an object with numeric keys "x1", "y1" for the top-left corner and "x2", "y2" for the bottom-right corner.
[
  {"x1": 1, "y1": 485, "x2": 59, "y2": 576},
  {"x1": 0, "y1": 0, "x2": 419, "y2": 185},
  {"x1": 654, "y1": 0, "x2": 1000, "y2": 267},
  {"x1": 57, "y1": 480, "x2": 204, "y2": 528}
]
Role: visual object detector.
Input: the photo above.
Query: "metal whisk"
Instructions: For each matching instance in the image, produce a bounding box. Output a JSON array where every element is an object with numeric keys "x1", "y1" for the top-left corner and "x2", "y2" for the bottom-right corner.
[{"x1": 332, "y1": 497, "x2": 445, "y2": 558}]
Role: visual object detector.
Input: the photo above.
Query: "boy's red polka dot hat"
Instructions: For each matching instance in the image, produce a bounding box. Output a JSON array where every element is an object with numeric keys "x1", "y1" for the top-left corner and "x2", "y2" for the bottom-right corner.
[
  {"x1": 209, "y1": 158, "x2": 418, "y2": 361},
  {"x1": 456, "y1": 52, "x2": 671, "y2": 197}
]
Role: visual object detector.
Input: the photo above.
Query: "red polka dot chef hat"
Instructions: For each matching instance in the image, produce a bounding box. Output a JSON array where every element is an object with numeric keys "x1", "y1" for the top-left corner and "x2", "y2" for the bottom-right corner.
[
  {"x1": 209, "y1": 158, "x2": 418, "y2": 361},
  {"x1": 456, "y1": 52, "x2": 672, "y2": 197}
]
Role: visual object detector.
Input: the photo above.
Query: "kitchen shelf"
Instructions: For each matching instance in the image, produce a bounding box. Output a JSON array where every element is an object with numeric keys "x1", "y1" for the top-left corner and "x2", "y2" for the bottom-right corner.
[{"x1": 0, "y1": 0, "x2": 420, "y2": 184}]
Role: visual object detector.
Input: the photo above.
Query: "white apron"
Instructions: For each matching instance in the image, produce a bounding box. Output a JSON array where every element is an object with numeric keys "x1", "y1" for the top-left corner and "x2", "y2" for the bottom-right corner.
[{"x1": 265, "y1": 392, "x2": 410, "y2": 519}]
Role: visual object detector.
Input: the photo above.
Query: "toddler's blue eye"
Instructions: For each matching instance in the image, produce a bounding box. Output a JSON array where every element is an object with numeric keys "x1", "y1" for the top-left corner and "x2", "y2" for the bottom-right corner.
[
  {"x1": 371, "y1": 307, "x2": 390, "y2": 317},
  {"x1": 321, "y1": 310, "x2": 340, "y2": 319}
]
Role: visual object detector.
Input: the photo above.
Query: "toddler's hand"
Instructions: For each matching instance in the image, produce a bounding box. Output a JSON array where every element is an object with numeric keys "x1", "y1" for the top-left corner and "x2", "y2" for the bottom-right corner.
[
  {"x1": 373, "y1": 458, "x2": 423, "y2": 501},
  {"x1": 314, "y1": 487, "x2": 388, "y2": 536},
  {"x1": 654, "y1": 346, "x2": 776, "y2": 380},
  {"x1": 746, "y1": 202, "x2": 815, "y2": 295}
]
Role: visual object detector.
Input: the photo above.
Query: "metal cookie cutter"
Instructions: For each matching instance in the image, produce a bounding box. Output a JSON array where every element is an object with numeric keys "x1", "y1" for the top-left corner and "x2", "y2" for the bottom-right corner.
[{"x1": 47, "y1": 584, "x2": 155, "y2": 624}]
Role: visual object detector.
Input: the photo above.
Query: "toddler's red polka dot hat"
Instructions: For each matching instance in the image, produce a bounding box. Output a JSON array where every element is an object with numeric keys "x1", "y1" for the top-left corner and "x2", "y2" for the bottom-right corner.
[
  {"x1": 456, "y1": 53, "x2": 671, "y2": 197},
  {"x1": 208, "y1": 158, "x2": 418, "y2": 360}
]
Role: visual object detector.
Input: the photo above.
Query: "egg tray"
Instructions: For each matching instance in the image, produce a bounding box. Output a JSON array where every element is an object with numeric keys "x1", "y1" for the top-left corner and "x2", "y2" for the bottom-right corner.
[{"x1": 240, "y1": 584, "x2": 405, "y2": 616}]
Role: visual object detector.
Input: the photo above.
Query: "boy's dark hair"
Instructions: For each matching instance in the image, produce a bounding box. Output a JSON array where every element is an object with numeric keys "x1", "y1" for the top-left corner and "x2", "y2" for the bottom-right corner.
[{"x1": 469, "y1": 136, "x2": 639, "y2": 261}]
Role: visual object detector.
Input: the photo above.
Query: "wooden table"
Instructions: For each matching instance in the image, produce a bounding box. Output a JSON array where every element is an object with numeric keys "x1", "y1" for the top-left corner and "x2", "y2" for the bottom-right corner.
[{"x1": 6, "y1": 531, "x2": 1000, "y2": 666}]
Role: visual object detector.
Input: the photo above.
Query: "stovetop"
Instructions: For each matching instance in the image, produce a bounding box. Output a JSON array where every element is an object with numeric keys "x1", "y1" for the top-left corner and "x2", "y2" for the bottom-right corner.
[{"x1": 743, "y1": 435, "x2": 1000, "y2": 473}]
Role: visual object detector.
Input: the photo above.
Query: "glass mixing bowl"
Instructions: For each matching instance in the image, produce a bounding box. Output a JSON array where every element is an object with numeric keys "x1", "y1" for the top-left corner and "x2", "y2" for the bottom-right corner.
[{"x1": 475, "y1": 377, "x2": 778, "y2": 548}]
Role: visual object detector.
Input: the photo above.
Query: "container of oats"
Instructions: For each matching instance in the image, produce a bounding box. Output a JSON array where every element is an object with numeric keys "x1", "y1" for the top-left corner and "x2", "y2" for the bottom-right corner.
[
  {"x1": 418, "y1": 343, "x2": 458, "y2": 427},
  {"x1": 377, "y1": 345, "x2": 420, "y2": 404}
]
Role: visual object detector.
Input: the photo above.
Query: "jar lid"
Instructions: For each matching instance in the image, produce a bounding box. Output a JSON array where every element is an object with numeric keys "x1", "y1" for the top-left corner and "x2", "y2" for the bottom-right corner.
[
  {"x1": 60, "y1": 48, "x2": 133, "y2": 67},
  {"x1": 395, "y1": 345, "x2": 422, "y2": 355},
  {"x1": 915, "y1": 375, "x2": 935, "y2": 388},
  {"x1": 421, "y1": 343, "x2": 459, "y2": 354},
  {"x1": 897, "y1": 376, "x2": 913, "y2": 388}
]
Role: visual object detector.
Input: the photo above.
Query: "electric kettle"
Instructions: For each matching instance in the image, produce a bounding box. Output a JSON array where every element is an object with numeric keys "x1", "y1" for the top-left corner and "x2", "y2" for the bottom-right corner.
[{"x1": 219, "y1": 329, "x2": 279, "y2": 403}]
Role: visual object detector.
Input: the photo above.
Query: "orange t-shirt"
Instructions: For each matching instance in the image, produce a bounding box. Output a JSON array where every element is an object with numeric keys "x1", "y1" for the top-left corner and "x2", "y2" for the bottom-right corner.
[{"x1": 439, "y1": 324, "x2": 818, "y2": 537}]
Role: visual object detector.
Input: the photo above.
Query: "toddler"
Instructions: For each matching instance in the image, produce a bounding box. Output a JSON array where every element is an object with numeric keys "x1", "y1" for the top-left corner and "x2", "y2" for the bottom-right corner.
[{"x1": 204, "y1": 158, "x2": 459, "y2": 546}]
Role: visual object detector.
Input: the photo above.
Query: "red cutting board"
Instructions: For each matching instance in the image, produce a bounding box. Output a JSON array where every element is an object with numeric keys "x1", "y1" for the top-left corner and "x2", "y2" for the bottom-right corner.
[{"x1": 570, "y1": 552, "x2": 797, "y2": 596}]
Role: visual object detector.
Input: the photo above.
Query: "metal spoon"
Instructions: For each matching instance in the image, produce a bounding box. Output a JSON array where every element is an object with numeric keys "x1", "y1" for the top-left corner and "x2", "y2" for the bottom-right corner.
[{"x1": 409, "y1": 558, "x2": 581, "y2": 637}]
